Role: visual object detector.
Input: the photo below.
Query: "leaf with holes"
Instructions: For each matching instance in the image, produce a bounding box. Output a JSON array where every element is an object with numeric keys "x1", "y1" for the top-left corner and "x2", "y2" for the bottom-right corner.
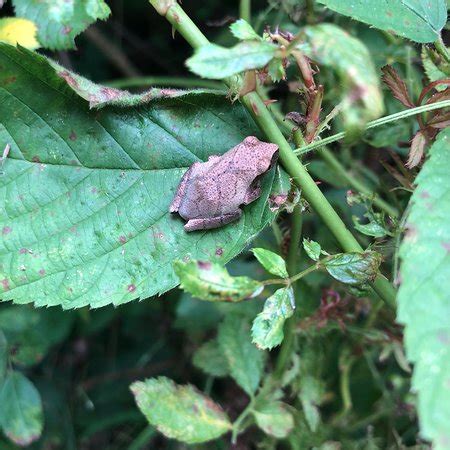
[
  {"x1": 12, "y1": 0, "x2": 111, "y2": 50},
  {"x1": 0, "y1": 371, "x2": 44, "y2": 446},
  {"x1": 174, "y1": 260, "x2": 263, "y2": 302},
  {"x1": 316, "y1": 0, "x2": 447, "y2": 43},
  {"x1": 0, "y1": 44, "x2": 288, "y2": 309},
  {"x1": 397, "y1": 129, "x2": 450, "y2": 449},
  {"x1": 131, "y1": 377, "x2": 231, "y2": 444},
  {"x1": 251, "y1": 287, "x2": 295, "y2": 350}
]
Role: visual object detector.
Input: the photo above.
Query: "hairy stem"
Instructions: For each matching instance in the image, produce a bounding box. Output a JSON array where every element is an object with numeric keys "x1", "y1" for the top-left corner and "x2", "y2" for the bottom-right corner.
[
  {"x1": 105, "y1": 76, "x2": 224, "y2": 90},
  {"x1": 149, "y1": 0, "x2": 396, "y2": 308},
  {"x1": 295, "y1": 100, "x2": 450, "y2": 156}
]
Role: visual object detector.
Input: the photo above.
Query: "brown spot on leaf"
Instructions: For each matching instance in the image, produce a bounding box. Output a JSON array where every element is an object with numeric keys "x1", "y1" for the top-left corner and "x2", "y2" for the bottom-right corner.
[
  {"x1": 3, "y1": 76, "x2": 16, "y2": 85},
  {"x1": 62, "y1": 25, "x2": 72, "y2": 35},
  {"x1": 127, "y1": 284, "x2": 136, "y2": 292},
  {"x1": 119, "y1": 235, "x2": 127, "y2": 244},
  {"x1": 69, "y1": 130, "x2": 77, "y2": 141},
  {"x1": 197, "y1": 261, "x2": 211, "y2": 270},
  {"x1": 31, "y1": 156, "x2": 41, "y2": 163},
  {"x1": 441, "y1": 242, "x2": 450, "y2": 253},
  {"x1": 215, "y1": 247, "x2": 223, "y2": 256},
  {"x1": 2, "y1": 226, "x2": 11, "y2": 235},
  {"x1": 38, "y1": 269, "x2": 46, "y2": 276},
  {"x1": 19, "y1": 248, "x2": 29, "y2": 254},
  {"x1": 420, "y1": 190, "x2": 430, "y2": 199}
]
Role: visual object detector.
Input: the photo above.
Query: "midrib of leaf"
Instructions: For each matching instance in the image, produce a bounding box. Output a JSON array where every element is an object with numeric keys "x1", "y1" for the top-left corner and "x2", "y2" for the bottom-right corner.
[{"x1": 400, "y1": 0, "x2": 439, "y2": 34}]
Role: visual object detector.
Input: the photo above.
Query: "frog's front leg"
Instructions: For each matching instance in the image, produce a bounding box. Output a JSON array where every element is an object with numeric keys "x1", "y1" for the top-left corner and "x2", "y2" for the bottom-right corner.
[
  {"x1": 169, "y1": 164, "x2": 197, "y2": 213},
  {"x1": 184, "y1": 210, "x2": 242, "y2": 232}
]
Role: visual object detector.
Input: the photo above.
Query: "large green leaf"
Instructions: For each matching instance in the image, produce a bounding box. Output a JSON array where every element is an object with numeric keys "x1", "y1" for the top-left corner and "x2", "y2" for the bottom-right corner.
[
  {"x1": 300, "y1": 24, "x2": 383, "y2": 134},
  {"x1": 397, "y1": 129, "x2": 450, "y2": 449},
  {"x1": 316, "y1": 0, "x2": 446, "y2": 43},
  {"x1": 0, "y1": 44, "x2": 288, "y2": 309},
  {"x1": 131, "y1": 377, "x2": 231, "y2": 444},
  {"x1": 12, "y1": 0, "x2": 111, "y2": 50},
  {"x1": 0, "y1": 371, "x2": 44, "y2": 446}
]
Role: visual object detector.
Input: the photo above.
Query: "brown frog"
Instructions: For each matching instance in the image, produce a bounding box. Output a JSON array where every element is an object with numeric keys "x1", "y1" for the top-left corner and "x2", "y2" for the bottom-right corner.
[{"x1": 169, "y1": 136, "x2": 279, "y2": 231}]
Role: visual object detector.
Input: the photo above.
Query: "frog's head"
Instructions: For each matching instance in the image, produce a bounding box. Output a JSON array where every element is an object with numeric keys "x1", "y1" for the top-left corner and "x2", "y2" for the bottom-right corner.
[{"x1": 241, "y1": 136, "x2": 279, "y2": 175}]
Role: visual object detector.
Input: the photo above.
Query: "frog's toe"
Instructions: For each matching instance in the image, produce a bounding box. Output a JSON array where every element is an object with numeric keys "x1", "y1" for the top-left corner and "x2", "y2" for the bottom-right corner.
[{"x1": 184, "y1": 211, "x2": 242, "y2": 232}]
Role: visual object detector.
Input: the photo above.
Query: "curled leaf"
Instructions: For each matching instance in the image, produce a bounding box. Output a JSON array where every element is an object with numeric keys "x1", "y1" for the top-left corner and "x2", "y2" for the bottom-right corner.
[{"x1": 173, "y1": 260, "x2": 263, "y2": 302}]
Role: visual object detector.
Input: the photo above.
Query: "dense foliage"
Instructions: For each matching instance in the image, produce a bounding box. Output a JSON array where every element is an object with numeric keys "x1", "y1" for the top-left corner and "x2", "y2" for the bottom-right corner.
[{"x1": 0, "y1": 0, "x2": 449, "y2": 449}]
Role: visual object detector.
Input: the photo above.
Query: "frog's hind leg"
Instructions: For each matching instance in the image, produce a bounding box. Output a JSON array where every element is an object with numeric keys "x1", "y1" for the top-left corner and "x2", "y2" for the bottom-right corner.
[
  {"x1": 169, "y1": 165, "x2": 196, "y2": 213},
  {"x1": 184, "y1": 210, "x2": 242, "y2": 232},
  {"x1": 243, "y1": 181, "x2": 261, "y2": 205}
]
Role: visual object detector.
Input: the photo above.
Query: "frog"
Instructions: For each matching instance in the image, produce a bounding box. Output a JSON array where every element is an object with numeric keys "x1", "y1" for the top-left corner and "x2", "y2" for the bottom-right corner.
[{"x1": 169, "y1": 136, "x2": 279, "y2": 231}]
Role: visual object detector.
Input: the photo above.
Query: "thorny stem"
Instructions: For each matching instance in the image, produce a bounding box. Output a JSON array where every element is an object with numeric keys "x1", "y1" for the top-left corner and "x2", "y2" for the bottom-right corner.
[
  {"x1": 149, "y1": 0, "x2": 397, "y2": 308},
  {"x1": 295, "y1": 100, "x2": 450, "y2": 156}
]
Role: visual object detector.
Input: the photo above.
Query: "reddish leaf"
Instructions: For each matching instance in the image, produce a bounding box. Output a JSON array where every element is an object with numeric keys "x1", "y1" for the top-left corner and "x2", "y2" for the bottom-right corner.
[
  {"x1": 418, "y1": 79, "x2": 450, "y2": 105},
  {"x1": 427, "y1": 110, "x2": 450, "y2": 129},
  {"x1": 406, "y1": 131, "x2": 427, "y2": 169},
  {"x1": 381, "y1": 65, "x2": 414, "y2": 108}
]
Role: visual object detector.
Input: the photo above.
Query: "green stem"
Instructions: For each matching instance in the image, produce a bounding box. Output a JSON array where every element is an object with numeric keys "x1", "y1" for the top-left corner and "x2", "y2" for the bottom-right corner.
[
  {"x1": 126, "y1": 426, "x2": 156, "y2": 450},
  {"x1": 434, "y1": 37, "x2": 450, "y2": 64},
  {"x1": 295, "y1": 100, "x2": 450, "y2": 156},
  {"x1": 286, "y1": 207, "x2": 303, "y2": 275},
  {"x1": 239, "y1": 0, "x2": 251, "y2": 23},
  {"x1": 231, "y1": 396, "x2": 255, "y2": 443},
  {"x1": 149, "y1": 0, "x2": 396, "y2": 309},
  {"x1": 275, "y1": 113, "x2": 397, "y2": 217},
  {"x1": 105, "y1": 76, "x2": 224, "y2": 90},
  {"x1": 276, "y1": 208, "x2": 303, "y2": 380},
  {"x1": 319, "y1": 147, "x2": 399, "y2": 218}
]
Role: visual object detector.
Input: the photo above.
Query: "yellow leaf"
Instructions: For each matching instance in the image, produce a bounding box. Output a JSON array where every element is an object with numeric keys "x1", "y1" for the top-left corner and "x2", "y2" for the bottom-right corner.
[{"x1": 0, "y1": 17, "x2": 40, "y2": 50}]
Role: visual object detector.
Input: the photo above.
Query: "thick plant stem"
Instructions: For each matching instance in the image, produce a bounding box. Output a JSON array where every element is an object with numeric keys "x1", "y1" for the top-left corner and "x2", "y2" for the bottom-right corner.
[
  {"x1": 239, "y1": 0, "x2": 251, "y2": 23},
  {"x1": 149, "y1": 0, "x2": 396, "y2": 309}
]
